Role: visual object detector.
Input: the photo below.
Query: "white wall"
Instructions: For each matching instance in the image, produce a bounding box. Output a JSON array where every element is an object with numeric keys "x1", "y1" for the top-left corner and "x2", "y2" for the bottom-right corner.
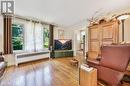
[
  {"x1": 0, "y1": 15, "x2": 3, "y2": 52},
  {"x1": 72, "y1": 27, "x2": 88, "y2": 56},
  {"x1": 54, "y1": 27, "x2": 74, "y2": 39}
]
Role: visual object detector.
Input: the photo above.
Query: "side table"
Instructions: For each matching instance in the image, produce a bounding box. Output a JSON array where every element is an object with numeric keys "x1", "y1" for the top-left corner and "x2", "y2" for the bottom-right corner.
[{"x1": 79, "y1": 64, "x2": 97, "y2": 86}]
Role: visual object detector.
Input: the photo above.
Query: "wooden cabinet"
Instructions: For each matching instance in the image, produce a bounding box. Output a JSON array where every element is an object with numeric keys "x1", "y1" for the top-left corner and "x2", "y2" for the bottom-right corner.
[{"x1": 88, "y1": 20, "x2": 119, "y2": 59}]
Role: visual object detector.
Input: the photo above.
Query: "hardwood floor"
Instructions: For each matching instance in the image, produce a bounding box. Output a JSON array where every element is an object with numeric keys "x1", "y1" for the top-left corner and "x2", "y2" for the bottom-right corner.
[
  {"x1": 0, "y1": 57, "x2": 130, "y2": 86},
  {"x1": 0, "y1": 57, "x2": 78, "y2": 86}
]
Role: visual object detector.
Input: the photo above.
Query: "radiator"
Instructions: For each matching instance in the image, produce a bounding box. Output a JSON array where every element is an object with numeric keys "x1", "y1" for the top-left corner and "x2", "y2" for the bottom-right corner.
[{"x1": 15, "y1": 51, "x2": 50, "y2": 66}]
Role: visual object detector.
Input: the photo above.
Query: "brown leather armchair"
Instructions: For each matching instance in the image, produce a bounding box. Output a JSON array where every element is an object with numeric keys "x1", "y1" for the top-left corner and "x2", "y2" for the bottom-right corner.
[
  {"x1": 87, "y1": 45, "x2": 130, "y2": 86},
  {"x1": 0, "y1": 52, "x2": 7, "y2": 78}
]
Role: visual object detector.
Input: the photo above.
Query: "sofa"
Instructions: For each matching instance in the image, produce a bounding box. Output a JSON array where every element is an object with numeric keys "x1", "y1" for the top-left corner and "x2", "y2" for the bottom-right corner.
[{"x1": 0, "y1": 53, "x2": 7, "y2": 78}]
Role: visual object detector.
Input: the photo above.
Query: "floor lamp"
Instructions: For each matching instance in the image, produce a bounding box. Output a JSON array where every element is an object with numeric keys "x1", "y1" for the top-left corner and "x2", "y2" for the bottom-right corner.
[{"x1": 117, "y1": 13, "x2": 130, "y2": 41}]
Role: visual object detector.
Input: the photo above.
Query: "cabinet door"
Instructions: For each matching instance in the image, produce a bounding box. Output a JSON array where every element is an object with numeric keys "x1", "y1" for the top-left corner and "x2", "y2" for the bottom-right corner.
[
  {"x1": 101, "y1": 22, "x2": 119, "y2": 45},
  {"x1": 89, "y1": 41, "x2": 100, "y2": 52},
  {"x1": 89, "y1": 26, "x2": 99, "y2": 40},
  {"x1": 89, "y1": 26, "x2": 100, "y2": 51},
  {"x1": 102, "y1": 24, "x2": 114, "y2": 45},
  {"x1": 88, "y1": 26, "x2": 100, "y2": 59}
]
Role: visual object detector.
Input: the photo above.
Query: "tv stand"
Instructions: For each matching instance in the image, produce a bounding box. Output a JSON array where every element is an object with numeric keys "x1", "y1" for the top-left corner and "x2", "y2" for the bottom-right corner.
[{"x1": 54, "y1": 50, "x2": 73, "y2": 58}]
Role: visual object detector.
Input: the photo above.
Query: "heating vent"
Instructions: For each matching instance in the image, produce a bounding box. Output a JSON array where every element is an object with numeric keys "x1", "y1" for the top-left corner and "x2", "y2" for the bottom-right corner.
[{"x1": 15, "y1": 51, "x2": 50, "y2": 66}]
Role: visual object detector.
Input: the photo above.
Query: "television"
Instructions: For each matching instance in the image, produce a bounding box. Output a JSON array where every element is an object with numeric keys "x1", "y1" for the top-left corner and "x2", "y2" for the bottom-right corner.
[{"x1": 54, "y1": 39, "x2": 72, "y2": 50}]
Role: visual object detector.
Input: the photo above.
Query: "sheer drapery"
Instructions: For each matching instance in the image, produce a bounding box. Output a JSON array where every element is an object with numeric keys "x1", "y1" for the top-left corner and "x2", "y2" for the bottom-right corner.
[
  {"x1": 35, "y1": 23, "x2": 43, "y2": 51},
  {"x1": 24, "y1": 21, "x2": 35, "y2": 52}
]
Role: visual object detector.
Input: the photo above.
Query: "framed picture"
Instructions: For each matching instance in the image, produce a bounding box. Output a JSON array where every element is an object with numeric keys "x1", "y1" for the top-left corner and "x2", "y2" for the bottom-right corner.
[{"x1": 58, "y1": 29, "x2": 64, "y2": 39}]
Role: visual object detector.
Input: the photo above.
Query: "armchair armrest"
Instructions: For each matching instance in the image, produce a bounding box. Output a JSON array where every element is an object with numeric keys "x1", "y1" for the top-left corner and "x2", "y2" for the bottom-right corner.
[
  {"x1": 87, "y1": 59, "x2": 100, "y2": 65},
  {"x1": 96, "y1": 56, "x2": 101, "y2": 61},
  {"x1": 87, "y1": 59, "x2": 100, "y2": 69}
]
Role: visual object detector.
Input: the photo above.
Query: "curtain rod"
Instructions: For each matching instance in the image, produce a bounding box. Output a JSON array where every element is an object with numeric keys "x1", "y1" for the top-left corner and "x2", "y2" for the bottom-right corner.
[{"x1": 14, "y1": 15, "x2": 56, "y2": 26}]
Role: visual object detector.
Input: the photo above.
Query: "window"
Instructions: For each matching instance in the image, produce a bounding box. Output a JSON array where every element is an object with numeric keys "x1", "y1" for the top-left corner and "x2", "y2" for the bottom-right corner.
[
  {"x1": 12, "y1": 24, "x2": 24, "y2": 50},
  {"x1": 12, "y1": 18, "x2": 50, "y2": 52},
  {"x1": 43, "y1": 26, "x2": 49, "y2": 48}
]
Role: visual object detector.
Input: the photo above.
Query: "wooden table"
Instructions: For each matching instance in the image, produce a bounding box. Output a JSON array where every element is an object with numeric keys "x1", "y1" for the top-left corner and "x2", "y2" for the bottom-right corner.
[{"x1": 79, "y1": 65, "x2": 97, "y2": 86}]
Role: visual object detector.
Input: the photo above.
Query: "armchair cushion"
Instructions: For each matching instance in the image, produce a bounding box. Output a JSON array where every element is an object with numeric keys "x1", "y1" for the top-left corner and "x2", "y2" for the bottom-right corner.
[
  {"x1": 98, "y1": 66, "x2": 124, "y2": 85},
  {"x1": 100, "y1": 45, "x2": 130, "y2": 72},
  {"x1": 88, "y1": 45, "x2": 130, "y2": 86}
]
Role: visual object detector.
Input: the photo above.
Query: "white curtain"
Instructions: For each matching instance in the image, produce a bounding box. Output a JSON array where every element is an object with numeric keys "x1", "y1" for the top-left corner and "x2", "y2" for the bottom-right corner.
[
  {"x1": 16, "y1": 19, "x2": 48, "y2": 52},
  {"x1": 35, "y1": 23, "x2": 44, "y2": 51},
  {"x1": 24, "y1": 21, "x2": 35, "y2": 52}
]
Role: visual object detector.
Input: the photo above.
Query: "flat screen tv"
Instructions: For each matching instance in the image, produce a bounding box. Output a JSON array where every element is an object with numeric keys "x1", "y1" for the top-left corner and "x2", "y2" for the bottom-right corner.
[{"x1": 54, "y1": 39, "x2": 72, "y2": 50}]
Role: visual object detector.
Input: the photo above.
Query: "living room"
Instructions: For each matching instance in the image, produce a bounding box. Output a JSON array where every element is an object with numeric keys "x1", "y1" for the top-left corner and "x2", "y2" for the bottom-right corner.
[{"x1": 0, "y1": 0, "x2": 130, "y2": 86}]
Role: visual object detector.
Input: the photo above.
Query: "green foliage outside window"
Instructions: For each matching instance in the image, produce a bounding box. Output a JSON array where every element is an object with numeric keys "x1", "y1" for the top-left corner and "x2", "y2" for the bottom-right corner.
[
  {"x1": 43, "y1": 27, "x2": 49, "y2": 48},
  {"x1": 12, "y1": 24, "x2": 24, "y2": 50}
]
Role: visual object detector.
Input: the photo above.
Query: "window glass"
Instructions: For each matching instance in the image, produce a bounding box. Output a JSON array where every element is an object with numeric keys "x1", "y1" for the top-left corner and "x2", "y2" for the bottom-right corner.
[
  {"x1": 12, "y1": 24, "x2": 24, "y2": 50},
  {"x1": 43, "y1": 26, "x2": 49, "y2": 48}
]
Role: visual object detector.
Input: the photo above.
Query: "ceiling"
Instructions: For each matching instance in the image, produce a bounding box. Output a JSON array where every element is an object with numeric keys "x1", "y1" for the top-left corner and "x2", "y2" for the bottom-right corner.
[{"x1": 15, "y1": 0, "x2": 130, "y2": 28}]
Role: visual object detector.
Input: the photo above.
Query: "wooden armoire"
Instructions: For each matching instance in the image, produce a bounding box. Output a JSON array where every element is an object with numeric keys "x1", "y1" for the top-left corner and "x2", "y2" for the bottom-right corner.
[{"x1": 88, "y1": 20, "x2": 119, "y2": 60}]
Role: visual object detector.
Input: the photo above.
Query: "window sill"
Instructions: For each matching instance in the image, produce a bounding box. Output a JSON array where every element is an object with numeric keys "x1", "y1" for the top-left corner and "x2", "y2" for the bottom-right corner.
[{"x1": 13, "y1": 50, "x2": 25, "y2": 54}]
